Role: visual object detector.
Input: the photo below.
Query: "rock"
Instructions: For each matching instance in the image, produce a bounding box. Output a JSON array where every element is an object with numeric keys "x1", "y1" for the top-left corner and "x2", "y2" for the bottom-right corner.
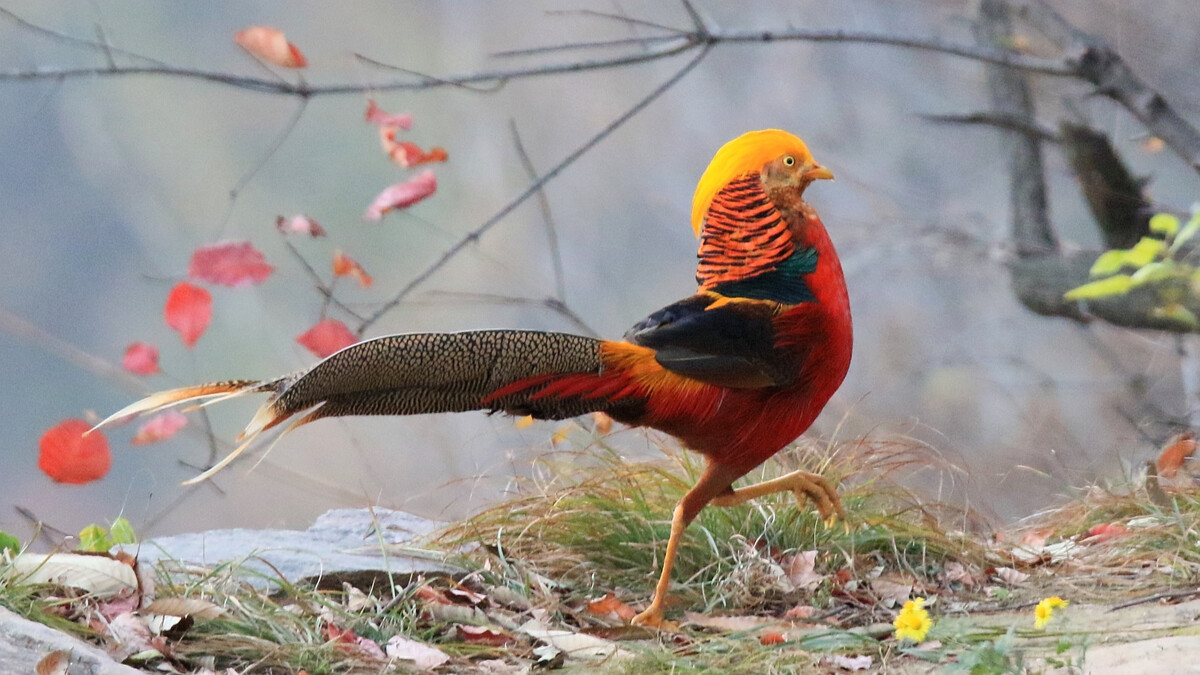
[
  {"x1": 0, "y1": 605, "x2": 141, "y2": 675},
  {"x1": 124, "y1": 508, "x2": 456, "y2": 587}
]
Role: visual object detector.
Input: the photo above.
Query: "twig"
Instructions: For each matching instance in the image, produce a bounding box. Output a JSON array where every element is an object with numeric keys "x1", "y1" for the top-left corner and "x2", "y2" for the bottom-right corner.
[
  {"x1": 545, "y1": 8, "x2": 688, "y2": 35},
  {"x1": 0, "y1": 305, "x2": 146, "y2": 395},
  {"x1": 509, "y1": 120, "x2": 567, "y2": 304},
  {"x1": 356, "y1": 45, "x2": 712, "y2": 335},
  {"x1": 1109, "y1": 588, "x2": 1200, "y2": 612},
  {"x1": 280, "y1": 239, "x2": 367, "y2": 323},
  {"x1": 217, "y1": 97, "x2": 309, "y2": 237},
  {"x1": 417, "y1": 291, "x2": 599, "y2": 338},
  {"x1": 919, "y1": 111, "x2": 1060, "y2": 143},
  {"x1": 0, "y1": 5, "x2": 168, "y2": 67},
  {"x1": 492, "y1": 34, "x2": 681, "y2": 59}
]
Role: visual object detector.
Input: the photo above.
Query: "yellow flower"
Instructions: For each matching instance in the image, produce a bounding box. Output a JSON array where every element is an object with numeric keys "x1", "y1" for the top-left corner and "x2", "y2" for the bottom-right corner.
[
  {"x1": 893, "y1": 597, "x2": 932, "y2": 643},
  {"x1": 1034, "y1": 596, "x2": 1069, "y2": 629}
]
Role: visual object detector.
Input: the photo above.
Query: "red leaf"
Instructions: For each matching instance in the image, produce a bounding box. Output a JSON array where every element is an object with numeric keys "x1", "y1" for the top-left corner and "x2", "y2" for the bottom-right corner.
[
  {"x1": 275, "y1": 215, "x2": 326, "y2": 237},
  {"x1": 332, "y1": 250, "x2": 373, "y2": 288},
  {"x1": 365, "y1": 100, "x2": 413, "y2": 130},
  {"x1": 1157, "y1": 432, "x2": 1196, "y2": 479},
  {"x1": 364, "y1": 170, "x2": 438, "y2": 220},
  {"x1": 121, "y1": 342, "x2": 160, "y2": 375},
  {"x1": 456, "y1": 624, "x2": 513, "y2": 647},
  {"x1": 1083, "y1": 522, "x2": 1130, "y2": 542},
  {"x1": 234, "y1": 26, "x2": 307, "y2": 68},
  {"x1": 131, "y1": 411, "x2": 188, "y2": 445},
  {"x1": 189, "y1": 241, "x2": 274, "y2": 287},
  {"x1": 296, "y1": 318, "x2": 358, "y2": 358},
  {"x1": 379, "y1": 129, "x2": 448, "y2": 168},
  {"x1": 164, "y1": 282, "x2": 212, "y2": 348},
  {"x1": 39, "y1": 419, "x2": 111, "y2": 484},
  {"x1": 759, "y1": 632, "x2": 786, "y2": 646}
]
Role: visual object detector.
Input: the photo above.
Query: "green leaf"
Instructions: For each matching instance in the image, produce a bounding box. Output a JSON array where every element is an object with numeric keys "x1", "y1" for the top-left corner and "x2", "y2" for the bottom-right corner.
[
  {"x1": 0, "y1": 531, "x2": 20, "y2": 556},
  {"x1": 109, "y1": 517, "x2": 137, "y2": 545},
  {"x1": 78, "y1": 524, "x2": 114, "y2": 553},
  {"x1": 1064, "y1": 274, "x2": 1134, "y2": 300},
  {"x1": 1130, "y1": 260, "x2": 1177, "y2": 286},
  {"x1": 1172, "y1": 211, "x2": 1200, "y2": 253},
  {"x1": 1153, "y1": 305, "x2": 1200, "y2": 329},
  {"x1": 1149, "y1": 213, "x2": 1180, "y2": 236},
  {"x1": 1126, "y1": 237, "x2": 1166, "y2": 268},
  {"x1": 1089, "y1": 250, "x2": 1129, "y2": 277}
]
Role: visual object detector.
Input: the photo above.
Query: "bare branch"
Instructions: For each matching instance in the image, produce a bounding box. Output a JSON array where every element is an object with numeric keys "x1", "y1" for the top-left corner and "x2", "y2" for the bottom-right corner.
[
  {"x1": 976, "y1": 0, "x2": 1056, "y2": 256},
  {"x1": 0, "y1": 5, "x2": 167, "y2": 67},
  {"x1": 355, "y1": 45, "x2": 712, "y2": 335},
  {"x1": 1011, "y1": 0, "x2": 1200, "y2": 173},
  {"x1": 217, "y1": 97, "x2": 309, "y2": 236},
  {"x1": 509, "y1": 120, "x2": 567, "y2": 304},
  {"x1": 919, "y1": 111, "x2": 1060, "y2": 143},
  {"x1": 418, "y1": 291, "x2": 599, "y2": 338}
]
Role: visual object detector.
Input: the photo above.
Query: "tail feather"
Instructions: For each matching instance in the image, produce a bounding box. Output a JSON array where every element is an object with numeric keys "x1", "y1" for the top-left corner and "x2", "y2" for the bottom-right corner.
[
  {"x1": 100, "y1": 329, "x2": 652, "y2": 484},
  {"x1": 89, "y1": 380, "x2": 270, "y2": 434}
]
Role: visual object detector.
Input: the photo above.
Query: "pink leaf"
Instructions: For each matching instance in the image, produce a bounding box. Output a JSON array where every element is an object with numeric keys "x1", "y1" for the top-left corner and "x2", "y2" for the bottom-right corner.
[
  {"x1": 131, "y1": 411, "x2": 188, "y2": 446},
  {"x1": 364, "y1": 170, "x2": 437, "y2": 220},
  {"x1": 365, "y1": 100, "x2": 413, "y2": 130},
  {"x1": 377, "y1": 127, "x2": 447, "y2": 167},
  {"x1": 234, "y1": 26, "x2": 307, "y2": 68},
  {"x1": 39, "y1": 419, "x2": 111, "y2": 484},
  {"x1": 332, "y1": 250, "x2": 373, "y2": 287},
  {"x1": 296, "y1": 318, "x2": 358, "y2": 358},
  {"x1": 188, "y1": 241, "x2": 274, "y2": 287},
  {"x1": 121, "y1": 342, "x2": 160, "y2": 375},
  {"x1": 164, "y1": 282, "x2": 212, "y2": 348},
  {"x1": 275, "y1": 214, "x2": 326, "y2": 237}
]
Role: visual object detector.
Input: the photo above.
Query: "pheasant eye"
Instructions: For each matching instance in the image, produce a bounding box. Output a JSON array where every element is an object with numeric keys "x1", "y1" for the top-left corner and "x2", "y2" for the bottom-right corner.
[{"x1": 783, "y1": 156, "x2": 795, "y2": 166}]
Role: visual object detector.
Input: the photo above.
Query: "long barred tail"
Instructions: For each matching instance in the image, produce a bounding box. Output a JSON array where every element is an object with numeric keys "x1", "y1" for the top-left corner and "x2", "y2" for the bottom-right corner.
[{"x1": 92, "y1": 330, "x2": 646, "y2": 484}]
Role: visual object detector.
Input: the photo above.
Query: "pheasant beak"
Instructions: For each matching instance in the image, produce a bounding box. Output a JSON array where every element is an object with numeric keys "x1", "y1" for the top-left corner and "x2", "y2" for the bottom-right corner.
[{"x1": 801, "y1": 163, "x2": 834, "y2": 182}]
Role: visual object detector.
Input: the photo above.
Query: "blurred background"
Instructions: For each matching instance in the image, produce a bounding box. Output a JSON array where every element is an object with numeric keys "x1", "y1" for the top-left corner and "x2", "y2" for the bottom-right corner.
[{"x1": 3, "y1": 0, "x2": 1199, "y2": 540}]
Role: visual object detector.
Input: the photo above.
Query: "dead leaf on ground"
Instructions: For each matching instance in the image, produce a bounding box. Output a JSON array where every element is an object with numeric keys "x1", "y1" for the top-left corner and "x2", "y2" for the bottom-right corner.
[
  {"x1": 143, "y1": 597, "x2": 226, "y2": 620},
  {"x1": 782, "y1": 550, "x2": 823, "y2": 590},
  {"x1": 993, "y1": 566, "x2": 1030, "y2": 585},
  {"x1": 587, "y1": 593, "x2": 637, "y2": 622},
  {"x1": 1158, "y1": 432, "x2": 1197, "y2": 479},
  {"x1": 35, "y1": 650, "x2": 70, "y2": 675},
  {"x1": 519, "y1": 617, "x2": 631, "y2": 661},
  {"x1": 385, "y1": 634, "x2": 451, "y2": 670},
  {"x1": 7, "y1": 552, "x2": 138, "y2": 598}
]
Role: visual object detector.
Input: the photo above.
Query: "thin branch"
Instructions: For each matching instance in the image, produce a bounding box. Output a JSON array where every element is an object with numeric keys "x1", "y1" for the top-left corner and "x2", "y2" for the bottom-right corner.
[
  {"x1": 492, "y1": 34, "x2": 681, "y2": 59},
  {"x1": 919, "y1": 111, "x2": 1061, "y2": 143},
  {"x1": 217, "y1": 97, "x2": 309, "y2": 236},
  {"x1": 0, "y1": 25, "x2": 1074, "y2": 97},
  {"x1": 0, "y1": 5, "x2": 168, "y2": 67},
  {"x1": 509, "y1": 120, "x2": 567, "y2": 303},
  {"x1": 355, "y1": 45, "x2": 712, "y2": 335},
  {"x1": 353, "y1": 53, "x2": 508, "y2": 94},
  {"x1": 280, "y1": 239, "x2": 368, "y2": 323},
  {"x1": 545, "y1": 8, "x2": 688, "y2": 35}
]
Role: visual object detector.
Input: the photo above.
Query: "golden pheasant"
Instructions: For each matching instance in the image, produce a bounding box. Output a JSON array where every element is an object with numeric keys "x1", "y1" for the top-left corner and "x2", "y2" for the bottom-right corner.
[{"x1": 96, "y1": 129, "x2": 852, "y2": 627}]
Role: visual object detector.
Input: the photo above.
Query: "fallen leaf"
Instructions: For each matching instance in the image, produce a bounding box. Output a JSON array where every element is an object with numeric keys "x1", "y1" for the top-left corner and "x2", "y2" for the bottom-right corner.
[
  {"x1": 1019, "y1": 527, "x2": 1053, "y2": 549},
  {"x1": 446, "y1": 584, "x2": 487, "y2": 605},
  {"x1": 993, "y1": 566, "x2": 1029, "y2": 585},
  {"x1": 830, "y1": 654, "x2": 873, "y2": 671},
  {"x1": 364, "y1": 170, "x2": 437, "y2": 220},
  {"x1": 514, "y1": 415, "x2": 535, "y2": 429},
  {"x1": 103, "y1": 612, "x2": 156, "y2": 661},
  {"x1": 324, "y1": 623, "x2": 386, "y2": 660},
  {"x1": 587, "y1": 593, "x2": 637, "y2": 622},
  {"x1": 783, "y1": 603, "x2": 815, "y2": 620},
  {"x1": 1083, "y1": 522, "x2": 1130, "y2": 542},
  {"x1": 870, "y1": 576, "x2": 914, "y2": 607},
  {"x1": 36, "y1": 650, "x2": 70, "y2": 675},
  {"x1": 131, "y1": 410, "x2": 188, "y2": 445},
  {"x1": 189, "y1": 240, "x2": 274, "y2": 287},
  {"x1": 142, "y1": 597, "x2": 226, "y2": 620},
  {"x1": 275, "y1": 214, "x2": 326, "y2": 237},
  {"x1": 365, "y1": 100, "x2": 413, "y2": 130},
  {"x1": 457, "y1": 624, "x2": 513, "y2": 647},
  {"x1": 164, "y1": 282, "x2": 212, "y2": 348},
  {"x1": 121, "y1": 342, "x2": 160, "y2": 375},
  {"x1": 519, "y1": 617, "x2": 629, "y2": 662},
  {"x1": 759, "y1": 632, "x2": 786, "y2": 645},
  {"x1": 941, "y1": 561, "x2": 978, "y2": 588},
  {"x1": 7, "y1": 552, "x2": 138, "y2": 597},
  {"x1": 415, "y1": 585, "x2": 454, "y2": 606},
  {"x1": 593, "y1": 412, "x2": 613, "y2": 435},
  {"x1": 296, "y1": 318, "x2": 358, "y2": 358},
  {"x1": 332, "y1": 250, "x2": 373, "y2": 287},
  {"x1": 234, "y1": 26, "x2": 307, "y2": 68},
  {"x1": 385, "y1": 634, "x2": 450, "y2": 670},
  {"x1": 1157, "y1": 432, "x2": 1196, "y2": 479},
  {"x1": 38, "y1": 419, "x2": 111, "y2": 484},
  {"x1": 782, "y1": 550, "x2": 823, "y2": 591}
]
